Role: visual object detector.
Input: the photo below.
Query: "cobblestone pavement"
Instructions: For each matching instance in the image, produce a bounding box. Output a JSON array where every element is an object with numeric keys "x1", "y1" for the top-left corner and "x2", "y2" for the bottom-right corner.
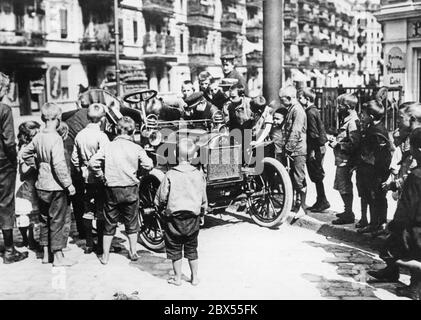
[{"x1": 0, "y1": 214, "x2": 411, "y2": 300}]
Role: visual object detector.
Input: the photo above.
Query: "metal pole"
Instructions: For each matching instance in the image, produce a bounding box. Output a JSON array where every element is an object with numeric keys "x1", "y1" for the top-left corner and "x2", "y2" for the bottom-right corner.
[
  {"x1": 263, "y1": 0, "x2": 283, "y2": 109},
  {"x1": 114, "y1": 0, "x2": 121, "y2": 96}
]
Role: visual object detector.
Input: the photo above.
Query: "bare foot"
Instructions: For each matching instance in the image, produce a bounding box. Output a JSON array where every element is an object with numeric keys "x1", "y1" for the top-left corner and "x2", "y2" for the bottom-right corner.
[
  {"x1": 168, "y1": 277, "x2": 182, "y2": 286},
  {"x1": 99, "y1": 255, "x2": 109, "y2": 265},
  {"x1": 53, "y1": 257, "x2": 77, "y2": 267},
  {"x1": 42, "y1": 256, "x2": 50, "y2": 264},
  {"x1": 191, "y1": 278, "x2": 200, "y2": 286}
]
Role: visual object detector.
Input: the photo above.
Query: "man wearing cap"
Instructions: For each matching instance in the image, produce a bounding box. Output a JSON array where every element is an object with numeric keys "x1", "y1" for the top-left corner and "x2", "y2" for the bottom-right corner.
[
  {"x1": 0, "y1": 72, "x2": 28, "y2": 264},
  {"x1": 221, "y1": 54, "x2": 248, "y2": 96},
  {"x1": 183, "y1": 92, "x2": 219, "y2": 123},
  {"x1": 298, "y1": 88, "x2": 330, "y2": 213},
  {"x1": 279, "y1": 85, "x2": 307, "y2": 216},
  {"x1": 329, "y1": 93, "x2": 361, "y2": 225}
]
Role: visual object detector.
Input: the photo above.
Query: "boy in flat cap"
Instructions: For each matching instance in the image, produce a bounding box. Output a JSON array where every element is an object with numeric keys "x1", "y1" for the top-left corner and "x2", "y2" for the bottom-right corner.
[
  {"x1": 298, "y1": 87, "x2": 330, "y2": 213},
  {"x1": 329, "y1": 93, "x2": 361, "y2": 225},
  {"x1": 221, "y1": 54, "x2": 248, "y2": 96},
  {"x1": 356, "y1": 100, "x2": 392, "y2": 234},
  {"x1": 279, "y1": 85, "x2": 308, "y2": 216},
  {"x1": 155, "y1": 138, "x2": 207, "y2": 286},
  {"x1": 89, "y1": 116, "x2": 153, "y2": 265}
]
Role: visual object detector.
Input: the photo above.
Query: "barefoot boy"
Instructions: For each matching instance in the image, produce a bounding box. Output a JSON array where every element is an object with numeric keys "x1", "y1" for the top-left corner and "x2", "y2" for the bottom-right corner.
[
  {"x1": 155, "y1": 138, "x2": 207, "y2": 286},
  {"x1": 89, "y1": 116, "x2": 153, "y2": 264}
]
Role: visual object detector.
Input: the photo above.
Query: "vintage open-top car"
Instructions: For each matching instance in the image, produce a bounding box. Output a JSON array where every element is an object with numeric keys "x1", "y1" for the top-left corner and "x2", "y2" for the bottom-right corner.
[{"x1": 77, "y1": 88, "x2": 294, "y2": 251}]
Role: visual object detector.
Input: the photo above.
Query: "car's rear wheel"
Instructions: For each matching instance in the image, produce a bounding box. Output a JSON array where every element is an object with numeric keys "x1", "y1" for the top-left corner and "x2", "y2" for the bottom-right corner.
[
  {"x1": 248, "y1": 157, "x2": 293, "y2": 228},
  {"x1": 138, "y1": 175, "x2": 165, "y2": 251}
]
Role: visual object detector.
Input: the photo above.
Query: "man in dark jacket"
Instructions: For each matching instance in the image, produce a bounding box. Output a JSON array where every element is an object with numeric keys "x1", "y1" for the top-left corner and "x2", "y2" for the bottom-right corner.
[
  {"x1": 298, "y1": 88, "x2": 330, "y2": 212},
  {"x1": 183, "y1": 92, "x2": 219, "y2": 123},
  {"x1": 367, "y1": 127, "x2": 421, "y2": 300},
  {"x1": 221, "y1": 54, "x2": 248, "y2": 96},
  {"x1": 0, "y1": 72, "x2": 28, "y2": 263},
  {"x1": 279, "y1": 85, "x2": 307, "y2": 215}
]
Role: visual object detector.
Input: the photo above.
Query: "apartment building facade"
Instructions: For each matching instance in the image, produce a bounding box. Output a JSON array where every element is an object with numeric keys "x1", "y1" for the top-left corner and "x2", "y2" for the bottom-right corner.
[
  {"x1": 355, "y1": 0, "x2": 384, "y2": 86},
  {"x1": 1, "y1": 0, "x2": 376, "y2": 115}
]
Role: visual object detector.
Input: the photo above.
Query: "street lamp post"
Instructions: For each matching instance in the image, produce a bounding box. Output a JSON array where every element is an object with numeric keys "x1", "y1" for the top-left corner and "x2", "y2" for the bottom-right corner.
[
  {"x1": 114, "y1": 0, "x2": 121, "y2": 96},
  {"x1": 263, "y1": 0, "x2": 283, "y2": 108}
]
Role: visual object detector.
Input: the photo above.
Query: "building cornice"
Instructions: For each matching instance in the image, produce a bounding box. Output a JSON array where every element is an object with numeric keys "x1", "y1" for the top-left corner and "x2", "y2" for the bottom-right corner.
[{"x1": 375, "y1": 5, "x2": 421, "y2": 22}]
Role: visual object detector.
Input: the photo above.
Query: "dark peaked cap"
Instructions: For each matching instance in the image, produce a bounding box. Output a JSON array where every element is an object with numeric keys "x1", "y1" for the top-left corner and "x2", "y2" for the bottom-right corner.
[{"x1": 185, "y1": 91, "x2": 205, "y2": 107}]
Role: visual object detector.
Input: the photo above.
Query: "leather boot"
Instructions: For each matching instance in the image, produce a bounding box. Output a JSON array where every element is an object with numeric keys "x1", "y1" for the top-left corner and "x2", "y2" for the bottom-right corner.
[
  {"x1": 367, "y1": 265, "x2": 400, "y2": 283},
  {"x1": 332, "y1": 193, "x2": 355, "y2": 225},
  {"x1": 396, "y1": 272, "x2": 421, "y2": 300},
  {"x1": 3, "y1": 247, "x2": 29, "y2": 264}
]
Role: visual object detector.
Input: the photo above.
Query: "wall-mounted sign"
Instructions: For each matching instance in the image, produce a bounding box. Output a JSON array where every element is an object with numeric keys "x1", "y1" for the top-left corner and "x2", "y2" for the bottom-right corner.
[
  {"x1": 385, "y1": 47, "x2": 406, "y2": 87},
  {"x1": 49, "y1": 66, "x2": 61, "y2": 99}
]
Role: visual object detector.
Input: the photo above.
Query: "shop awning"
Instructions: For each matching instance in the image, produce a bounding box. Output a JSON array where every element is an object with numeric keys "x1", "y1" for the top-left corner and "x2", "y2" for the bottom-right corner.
[{"x1": 291, "y1": 68, "x2": 309, "y2": 82}]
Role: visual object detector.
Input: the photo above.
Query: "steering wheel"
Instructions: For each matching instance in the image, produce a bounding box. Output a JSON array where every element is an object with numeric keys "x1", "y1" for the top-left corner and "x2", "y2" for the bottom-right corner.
[{"x1": 123, "y1": 89, "x2": 158, "y2": 104}]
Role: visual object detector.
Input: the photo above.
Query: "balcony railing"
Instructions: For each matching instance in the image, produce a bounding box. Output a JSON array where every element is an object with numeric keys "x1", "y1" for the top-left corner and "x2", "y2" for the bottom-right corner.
[
  {"x1": 298, "y1": 32, "x2": 311, "y2": 45},
  {"x1": 187, "y1": 0, "x2": 215, "y2": 29},
  {"x1": 299, "y1": 56, "x2": 311, "y2": 67},
  {"x1": 142, "y1": 0, "x2": 175, "y2": 16},
  {"x1": 189, "y1": 37, "x2": 215, "y2": 56},
  {"x1": 143, "y1": 32, "x2": 176, "y2": 56},
  {"x1": 80, "y1": 23, "x2": 123, "y2": 53},
  {"x1": 246, "y1": 50, "x2": 263, "y2": 66},
  {"x1": 284, "y1": 53, "x2": 299, "y2": 66},
  {"x1": 221, "y1": 37, "x2": 243, "y2": 58},
  {"x1": 0, "y1": 30, "x2": 47, "y2": 48},
  {"x1": 284, "y1": 3, "x2": 297, "y2": 20},
  {"x1": 246, "y1": 0, "x2": 263, "y2": 8},
  {"x1": 298, "y1": 9, "x2": 312, "y2": 22},
  {"x1": 221, "y1": 12, "x2": 243, "y2": 34},
  {"x1": 246, "y1": 19, "x2": 262, "y2": 39},
  {"x1": 284, "y1": 29, "x2": 298, "y2": 43},
  {"x1": 189, "y1": 37, "x2": 215, "y2": 65}
]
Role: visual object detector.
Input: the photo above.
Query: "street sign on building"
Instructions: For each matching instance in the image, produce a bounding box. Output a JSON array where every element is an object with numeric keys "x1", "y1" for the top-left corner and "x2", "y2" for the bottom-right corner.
[{"x1": 384, "y1": 46, "x2": 406, "y2": 87}]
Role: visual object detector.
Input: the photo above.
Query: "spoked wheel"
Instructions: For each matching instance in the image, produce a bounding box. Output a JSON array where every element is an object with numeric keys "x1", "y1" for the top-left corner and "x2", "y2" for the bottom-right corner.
[
  {"x1": 138, "y1": 175, "x2": 165, "y2": 251},
  {"x1": 247, "y1": 157, "x2": 293, "y2": 228}
]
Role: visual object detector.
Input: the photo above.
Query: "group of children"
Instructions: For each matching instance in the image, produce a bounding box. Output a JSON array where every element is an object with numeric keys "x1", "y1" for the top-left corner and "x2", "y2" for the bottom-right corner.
[{"x1": 15, "y1": 101, "x2": 206, "y2": 286}]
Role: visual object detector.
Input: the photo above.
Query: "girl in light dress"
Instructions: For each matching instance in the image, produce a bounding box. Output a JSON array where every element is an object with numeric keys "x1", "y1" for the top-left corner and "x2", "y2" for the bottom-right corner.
[{"x1": 16, "y1": 121, "x2": 41, "y2": 250}]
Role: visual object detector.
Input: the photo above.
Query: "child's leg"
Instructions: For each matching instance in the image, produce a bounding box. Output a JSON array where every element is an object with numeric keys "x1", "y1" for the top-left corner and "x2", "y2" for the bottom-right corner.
[
  {"x1": 169, "y1": 259, "x2": 182, "y2": 286},
  {"x1": 37, "y1": 191, "x2": 52, "y2": 263},
  {"x1": 18, "y1": 227, "x2": 29, "y2": 247},
  {"x1": 164, "y1": 224, "x2": 183, "y2": 286},
  {"x1": 83, "y1": 184, "x2": 95, "y2": 252},
  {"x1": 49, "y1": 191, "x2": 77, "y2": 267},
  {"x1": 188, "y1": 259, "x2": 199, "y2": 286},
  {"x1": 185, "y1": 230, "x2": 200, "y2": 285},
  {"x1": 356, "y1": 198, "x2": 368, "y2": 228},
  {"x1": 127, "y1": 232, "x2": 139, "y2": 260},
  {"x1": 100, "y1": 235, "x2": 113, "y2": 264}
]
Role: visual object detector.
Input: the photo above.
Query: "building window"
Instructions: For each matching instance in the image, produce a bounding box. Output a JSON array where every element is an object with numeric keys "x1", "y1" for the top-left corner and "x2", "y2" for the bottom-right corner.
[
  {"x1": 60, "y1": 66, "x2": 70, "y2": 99},
  {"x1": 180, "y1": 33, "x2": 184, "y2": 53},
  {"x1": 299, "y1": 46, "x2": 304, "y2": 55},
  {"x1": 133, "y1": 20, "x2": 138, "y2": 43},
  {"x1": 60, "y1": 9, "x2": 68, "y2": 39}
]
